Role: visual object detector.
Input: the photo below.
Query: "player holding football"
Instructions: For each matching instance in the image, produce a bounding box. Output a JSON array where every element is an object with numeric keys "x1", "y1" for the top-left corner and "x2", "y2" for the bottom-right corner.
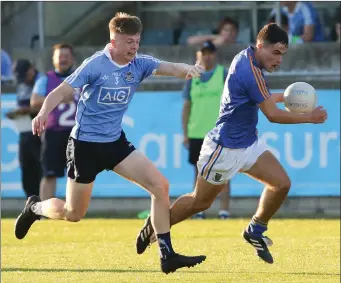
[
  {"x1": 14, "y1": 12, "x2": 206, "y2": 274},
  {"x1": 135, "y1": 23, "x2": 328, "y2": 264}
]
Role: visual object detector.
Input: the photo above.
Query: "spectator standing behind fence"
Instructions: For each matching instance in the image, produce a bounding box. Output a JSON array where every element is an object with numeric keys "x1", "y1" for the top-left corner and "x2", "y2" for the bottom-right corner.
[
  {"x1": 187, "y1": 17, "x2": 239, "y2": 47},
  {"x1": 1, "y1": 49, "x2": 13, "y2": 83},
  {"x1": 6, "y1": 59, "x2": 42, "y2": 198},
  {"x1": 182, "y1": 41, "x2": 231, "y2": 219},
  {"x1": 30, "y1": 43, "x2": 80, "y2": 201},
  {"x1": 270, "y1": 1, "x2": 325, "y2": 43}
]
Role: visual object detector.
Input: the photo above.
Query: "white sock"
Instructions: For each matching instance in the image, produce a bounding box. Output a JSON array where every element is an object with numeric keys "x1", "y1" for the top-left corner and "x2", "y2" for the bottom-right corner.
[
  {"x1": 219, "y1": 210, "x2": 230, "y2": 216},
  {"x1": 31, "y1": 202, "x2": 43, "y2": 216}
]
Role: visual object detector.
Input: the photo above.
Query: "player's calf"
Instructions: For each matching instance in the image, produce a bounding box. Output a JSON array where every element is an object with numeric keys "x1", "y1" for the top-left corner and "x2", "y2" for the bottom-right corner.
[
  {"x1": 191, "y1": 193, "x2": 213, "y2": 214},
  {"x1": 136, "y1": 177, "x2": 221, "y2": 255},
  {"x1": 241, "y1": 150, "x2": 292, "y2": 263},
  {"x1": 254, "y1": 178, "x2": 291, "y2": 224},
  {"x1": 169, "y1": 176, "x2": 224, "y2": 226},
  {"x1": 244, "y1": 150, "x2": 291, "y2": 222},
  {"x1": 135, "y1": 189, "x2": 212, "y2": 255}
]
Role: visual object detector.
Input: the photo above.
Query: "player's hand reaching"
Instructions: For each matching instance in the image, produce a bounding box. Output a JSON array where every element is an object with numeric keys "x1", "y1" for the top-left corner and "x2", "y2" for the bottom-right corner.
[
  {"x1": 309, "y1": 106, "x2": 328, "y2": 124},
  {"x1": 185, "y1": 62, "x2": 205, "y2": 80},
  {"x1": 32, "y1": 112, "x2": 49, "y2": 136}
]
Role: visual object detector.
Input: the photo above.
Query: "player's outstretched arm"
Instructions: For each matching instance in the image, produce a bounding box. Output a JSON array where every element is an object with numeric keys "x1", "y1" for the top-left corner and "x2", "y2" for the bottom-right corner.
[
  {"x1": 154, "y1": 61, "x2": 204, "y2": 80},
  {"x1": 38, "y1": 82, "x2": 75, "y2": 116},
  {"x1": 32, "y1": 82, "x2": 75, "y2": 136},
  {"x1": 259, "y1": 97, "x2": 327, "y2": 124}
]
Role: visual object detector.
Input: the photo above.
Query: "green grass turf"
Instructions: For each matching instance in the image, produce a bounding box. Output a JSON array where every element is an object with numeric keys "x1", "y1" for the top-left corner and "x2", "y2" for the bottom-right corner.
[{"x1": 1, "y1": 219, "x2": 340, "y2": 283}]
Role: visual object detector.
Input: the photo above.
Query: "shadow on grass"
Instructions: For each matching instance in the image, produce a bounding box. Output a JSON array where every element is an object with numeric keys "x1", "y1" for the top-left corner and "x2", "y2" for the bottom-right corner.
[{"x1": 2, "y1": 268, "x2": 340, "y2": 276}]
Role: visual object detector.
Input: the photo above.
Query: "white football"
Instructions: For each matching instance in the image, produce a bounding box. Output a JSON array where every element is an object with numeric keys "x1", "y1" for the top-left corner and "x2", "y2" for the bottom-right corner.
[{"x1": 284, "y1": 82, "x2": 317, "y2": 113}]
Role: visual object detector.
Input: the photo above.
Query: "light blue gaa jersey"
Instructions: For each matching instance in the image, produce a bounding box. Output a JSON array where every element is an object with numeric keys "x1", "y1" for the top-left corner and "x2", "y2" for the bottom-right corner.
[
  {"x1": 64, "y1": 44, "x2": 161, "y2": 143},
  {"x1": 208, "y1": 46, "x2": 271, "y2": 149}
]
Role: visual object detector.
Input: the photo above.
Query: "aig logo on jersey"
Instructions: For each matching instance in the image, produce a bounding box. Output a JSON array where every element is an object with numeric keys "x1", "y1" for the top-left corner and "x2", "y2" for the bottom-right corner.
[{"x1": 98, "y1": 86, "x2": 131, "y2": 105}]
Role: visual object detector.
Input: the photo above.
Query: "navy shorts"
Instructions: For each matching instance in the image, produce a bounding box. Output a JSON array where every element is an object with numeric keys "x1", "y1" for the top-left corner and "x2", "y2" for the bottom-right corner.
[{"x1": 66, "y1": 131, "x2": 136, "y2": 184}]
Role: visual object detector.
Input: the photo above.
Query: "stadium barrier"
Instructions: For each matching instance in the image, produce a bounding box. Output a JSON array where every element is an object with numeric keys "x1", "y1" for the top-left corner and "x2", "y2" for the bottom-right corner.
[{"x1": 1, "y1": 90, "x2": 340, "y2": 198}]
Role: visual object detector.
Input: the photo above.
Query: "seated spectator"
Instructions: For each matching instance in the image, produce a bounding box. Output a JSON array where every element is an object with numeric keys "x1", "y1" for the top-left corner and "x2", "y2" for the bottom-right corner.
[
  {"x1": 270, "y1": 1, "x2": 325, "y2": 42},
  {"x1": 330, "y1": 8, "x2": 340, "y2": 43},
  {"x1": 1, "y1": 49, "x2": 13, "y2": 83},
  {"x1": 187, "y1": 17, "x2": 239, "y2": 47}
]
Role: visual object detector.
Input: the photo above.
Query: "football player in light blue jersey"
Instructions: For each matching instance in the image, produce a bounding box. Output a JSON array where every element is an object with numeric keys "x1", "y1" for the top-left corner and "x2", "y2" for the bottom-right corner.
[
  {"x1": 15, "y1": 12, "x2": 206, "y2": 274},
  {"x1": 136, "y1": 23, "x2": 328, "y2": 264}
]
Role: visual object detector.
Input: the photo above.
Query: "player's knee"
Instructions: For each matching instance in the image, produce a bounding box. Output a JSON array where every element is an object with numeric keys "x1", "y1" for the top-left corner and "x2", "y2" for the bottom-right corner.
[
  {"x1": 280, "y1": 177, "x2": 291, "y2": 192},
  {"x1": 65, "y1": 209, "x2": 83, "y2": 222},
  {"x1": 192, "y1": 195, "x2": 213, "y2": 213},
  {"x1": 150, "y1": 176, "x2": 169, "y2": 200},
  {"x1": 276, "y1": 177, "x2": 291, "y2": 194}
]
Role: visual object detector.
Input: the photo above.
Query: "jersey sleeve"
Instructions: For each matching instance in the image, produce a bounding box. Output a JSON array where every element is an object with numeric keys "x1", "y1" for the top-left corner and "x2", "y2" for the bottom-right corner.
[
  {"x1": 301, "y1": 3, "x2": 315, "y2": 25},
  {"x1": 244, "y1": 62, "x2": 271, "y2": 104},
  {"x1": 32, "y1": 75, "x2": 48, "y2": 97},
  {"x1": 65, "y1": 56, "x2": 96, "y2": 88},
  {"x1": 138, "y1": 55, "x2": 161, "y2": 81}
]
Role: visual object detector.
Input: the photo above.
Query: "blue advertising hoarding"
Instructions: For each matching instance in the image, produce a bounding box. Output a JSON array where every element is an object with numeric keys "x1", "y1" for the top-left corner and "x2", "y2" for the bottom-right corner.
[{"x1": 1, "y1": 90, "x2": 340, "y2": 198}]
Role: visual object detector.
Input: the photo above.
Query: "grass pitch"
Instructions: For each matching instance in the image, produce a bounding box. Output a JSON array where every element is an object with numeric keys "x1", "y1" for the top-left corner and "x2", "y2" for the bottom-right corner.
[{"x1": 1, "y1": 218, "x2": 340, "y2": 283}]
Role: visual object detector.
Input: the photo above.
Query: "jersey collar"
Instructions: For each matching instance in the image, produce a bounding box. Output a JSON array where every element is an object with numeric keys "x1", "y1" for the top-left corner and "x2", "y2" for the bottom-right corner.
[
  {"x1": 282, "y1": 2, "x2": 301, "y2": 16},
  {"x1": 103, "y1": 44, "x2": 131, "y2": 68}
]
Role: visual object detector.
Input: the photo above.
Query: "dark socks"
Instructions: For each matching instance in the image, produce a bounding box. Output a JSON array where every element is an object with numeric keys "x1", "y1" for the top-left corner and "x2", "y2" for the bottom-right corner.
[
  {"x1": 247, "y1": 216, "x2": 268, "y2": 236},
  {"x1": 157, "y1": 232, "x2": 175, "y2": 260}
]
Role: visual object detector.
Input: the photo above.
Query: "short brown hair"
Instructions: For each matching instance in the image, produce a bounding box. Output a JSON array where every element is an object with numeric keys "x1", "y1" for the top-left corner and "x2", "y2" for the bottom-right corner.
[
  {"x1": 52, "y1": 43, "x2": 74, "y2": 55},
  {"x1": 257, "y1": 23, "x2": 288, "y2": 46},
  {"x1": 109, "y1": 12, "x2": 142, "y2": 36}
]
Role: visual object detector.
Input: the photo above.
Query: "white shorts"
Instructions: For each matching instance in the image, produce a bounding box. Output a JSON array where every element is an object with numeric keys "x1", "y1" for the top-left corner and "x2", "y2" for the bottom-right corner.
[{"x1": 197, "y1": 136, "x2": 268, "y2": 185}]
